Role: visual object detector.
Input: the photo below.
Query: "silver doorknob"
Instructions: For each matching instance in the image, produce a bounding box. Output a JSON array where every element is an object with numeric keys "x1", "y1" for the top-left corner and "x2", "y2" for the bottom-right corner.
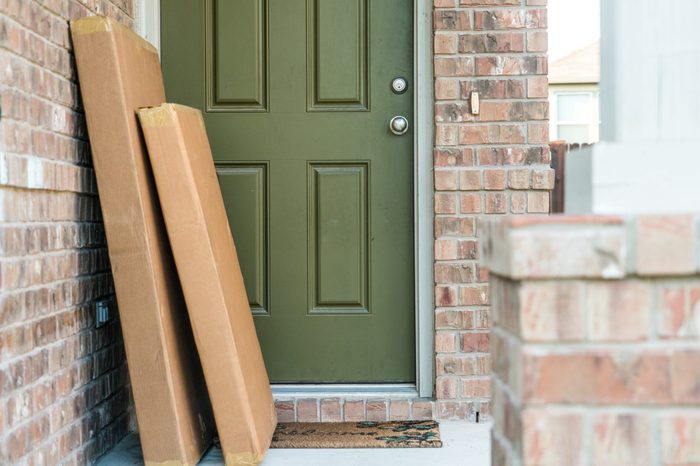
[{"x1": 389, "y1": 116, "x2": 409, "y2": 135}]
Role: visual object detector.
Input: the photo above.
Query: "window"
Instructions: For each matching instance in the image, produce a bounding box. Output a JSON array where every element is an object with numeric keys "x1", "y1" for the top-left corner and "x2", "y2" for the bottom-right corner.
[{"x1": 550, "y1": 91, "x2": 599, "y2": 144}]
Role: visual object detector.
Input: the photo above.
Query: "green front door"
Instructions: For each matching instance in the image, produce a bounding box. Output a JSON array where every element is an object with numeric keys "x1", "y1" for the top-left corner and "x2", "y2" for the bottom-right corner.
[{"x1": 161, "y1": 0, "x2": 414, "y2": 383}]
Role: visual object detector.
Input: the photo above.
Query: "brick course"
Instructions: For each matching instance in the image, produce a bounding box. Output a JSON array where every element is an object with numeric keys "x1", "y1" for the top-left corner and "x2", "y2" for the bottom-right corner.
[
  {"x1": 272, "y1": 398, "x2": 437, "y2": 423},
  {"x1": 433, "y1": 0, "x2": 551, "y2": 419},
  {"x1": 482, "y1": 215, "x2": 700, "y2": 465},
  {"x1": 0, "y1": 1, "x2": 136, "y2": 464}
]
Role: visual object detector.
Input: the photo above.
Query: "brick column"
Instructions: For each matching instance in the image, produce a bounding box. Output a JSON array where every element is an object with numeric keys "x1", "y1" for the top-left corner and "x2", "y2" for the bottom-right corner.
[
  {"x1": 433, "y1": 0, "x2": 553, "y2": 419},
  {"x1": 481, "y1": 215, "x2": 700, "y2": 465}
]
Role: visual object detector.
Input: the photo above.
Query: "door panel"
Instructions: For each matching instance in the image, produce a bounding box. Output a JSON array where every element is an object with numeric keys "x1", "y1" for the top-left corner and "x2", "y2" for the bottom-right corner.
[
  {"x1": 308, "y1": 163, "x2": 369, "y2": 314},
  {"x1": 216, "y1": 163, "x2": 269, "y2": 315},
  {"x1": 307, "y1": 0, "x2": 368, "y2": 110},
  {"x1": 162, "y1": 0, "x2": 414, "y2": 383},
  {"x1": 206, "y1": 0, "x2": 268, "y2": 111}
]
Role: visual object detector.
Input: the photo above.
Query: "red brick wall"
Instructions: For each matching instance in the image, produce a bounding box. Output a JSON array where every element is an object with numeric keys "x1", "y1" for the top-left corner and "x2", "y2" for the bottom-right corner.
[
  {"x1": 482, "y1": 215, "x2": 700, "y2": 465},
  {"x1": 433, "y1": 0, "x2": 552, "y2": 419},
  {"x1": 0, "y1": 2, "x2": 136, "y2": 464}
]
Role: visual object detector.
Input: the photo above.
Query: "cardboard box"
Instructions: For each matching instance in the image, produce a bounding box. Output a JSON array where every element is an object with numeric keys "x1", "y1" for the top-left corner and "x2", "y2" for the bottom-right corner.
[
  {"x1": 71, "y1": 17, "x2": 214, "y2": 465},
  {"x1": 138, "y1": 104, "x2": 277, "y2": 466}
]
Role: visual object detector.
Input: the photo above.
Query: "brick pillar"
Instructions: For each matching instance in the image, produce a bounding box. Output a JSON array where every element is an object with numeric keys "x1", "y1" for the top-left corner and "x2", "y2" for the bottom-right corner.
[
  {"x1": 433, "y1": 0, "x2": 553, "y2": 419},
  {"x1": 481, "y1": 215, "x2": 700, "y2": 466}
]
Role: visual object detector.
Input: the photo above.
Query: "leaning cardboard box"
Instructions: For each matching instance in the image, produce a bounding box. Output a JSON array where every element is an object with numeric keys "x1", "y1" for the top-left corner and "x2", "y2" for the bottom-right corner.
[
  {"x1": 71, "y1": 17, "x2": 215, "y2": 465},
  {"x1": 138, "y1": 104, "x2": 277, "y2": 465}
]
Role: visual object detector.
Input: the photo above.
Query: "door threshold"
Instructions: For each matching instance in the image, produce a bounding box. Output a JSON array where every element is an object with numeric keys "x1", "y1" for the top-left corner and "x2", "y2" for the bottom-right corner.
[{"x1": 271, "y1": 383, "x2": 419, "y2": 399}]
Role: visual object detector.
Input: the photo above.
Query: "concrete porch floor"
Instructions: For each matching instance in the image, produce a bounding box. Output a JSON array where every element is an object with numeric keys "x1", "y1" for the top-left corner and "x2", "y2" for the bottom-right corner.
[{"x1": 96, "y1": 421, "x2": 491, "y2": 466}]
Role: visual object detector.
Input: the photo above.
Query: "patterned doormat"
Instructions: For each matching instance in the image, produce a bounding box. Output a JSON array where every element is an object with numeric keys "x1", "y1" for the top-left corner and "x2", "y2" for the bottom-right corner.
[{"x1": 270, "y1": 420, "x2": 442, "y2": 448}]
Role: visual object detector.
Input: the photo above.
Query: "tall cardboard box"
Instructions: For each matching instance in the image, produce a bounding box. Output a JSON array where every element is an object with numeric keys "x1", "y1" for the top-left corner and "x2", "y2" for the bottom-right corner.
[
  {"x1": 71, "y1": 17, "x2": 214, "y2": 465},
  {"x1": 138, "y1": 104, "x2": 277, "y2": 466}
]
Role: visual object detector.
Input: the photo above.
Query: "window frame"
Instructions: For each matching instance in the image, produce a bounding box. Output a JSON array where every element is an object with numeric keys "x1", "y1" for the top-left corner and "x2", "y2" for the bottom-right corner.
[{"x1": 550, "y1": 89, "x2": 600, "y2": 144}]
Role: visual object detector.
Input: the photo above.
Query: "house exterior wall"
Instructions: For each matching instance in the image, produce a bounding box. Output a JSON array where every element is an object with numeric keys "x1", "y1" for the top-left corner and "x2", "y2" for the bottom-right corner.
[
  {"x1": 432, "y1": 0, "x2": 552, "y2": 420},
  {"x1": 481, "y1": 215, "x2": 700, "y2": 466},
  {"x1": 0, "y1": 6, "x2": 553, "y2": 461},
  {"x1": 0, "y1": 1, "x2": 136, "y2": 464}
]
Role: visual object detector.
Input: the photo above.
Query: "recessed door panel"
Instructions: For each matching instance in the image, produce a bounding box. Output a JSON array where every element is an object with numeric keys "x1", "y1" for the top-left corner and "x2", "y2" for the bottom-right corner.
[
  {"x1": 308, "y1": 163, "x2": 369, "y2": 314},
  {"x1": 307, "y1": 0, "x2": 369, "y2": 111},
  {"x1": 216, "y1": 163, "x2": 269, "y2": 315},
  {"x1": 206, "y1": 0, "x2": 268, "y2": 111}
]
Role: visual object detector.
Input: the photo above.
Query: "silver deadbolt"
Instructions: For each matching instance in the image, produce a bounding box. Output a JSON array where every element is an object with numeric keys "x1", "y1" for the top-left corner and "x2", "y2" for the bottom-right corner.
[
  {"x1": 389, "y1": 116, "x2": 409, "y2": 135},
  {"x1": 391, "y1": 77, "x2": 408, "y2": 94}
]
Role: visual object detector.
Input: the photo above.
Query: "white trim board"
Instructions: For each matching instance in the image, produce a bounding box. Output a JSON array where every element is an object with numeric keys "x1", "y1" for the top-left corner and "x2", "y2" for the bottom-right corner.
[
  {"x1": 272, "y1": 384, "x2": 419, "y2": 399},
  {"x1": 136, "y1": 0, "x2": 160, "y2": 54},
  {"x1": 136, "y1": 0, "x2": 435, "y2": 398},
  {"x1": 414, "y1": 0, "x2": 435, "y2": 399}
]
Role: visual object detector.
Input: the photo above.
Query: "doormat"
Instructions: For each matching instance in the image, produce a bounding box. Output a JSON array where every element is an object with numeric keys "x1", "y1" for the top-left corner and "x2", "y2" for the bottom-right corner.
[{"x1": 270, "y1": 420, "x2": 442, "y2": 448}]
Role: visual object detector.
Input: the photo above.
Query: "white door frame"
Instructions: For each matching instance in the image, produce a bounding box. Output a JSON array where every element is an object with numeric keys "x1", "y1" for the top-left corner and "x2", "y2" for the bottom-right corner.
[
  {"x1": 136, "y1": 0, "x2": 435, "y2": 398},
  {"x1": 412, "y1": 0, "x2": 435, "y2": 399}
]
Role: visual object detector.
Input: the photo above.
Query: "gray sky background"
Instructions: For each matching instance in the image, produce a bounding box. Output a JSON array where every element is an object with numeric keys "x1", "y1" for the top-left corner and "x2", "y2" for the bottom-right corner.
[{"x1": 548, "y1": 0, "x2": 600, "y2": 60}]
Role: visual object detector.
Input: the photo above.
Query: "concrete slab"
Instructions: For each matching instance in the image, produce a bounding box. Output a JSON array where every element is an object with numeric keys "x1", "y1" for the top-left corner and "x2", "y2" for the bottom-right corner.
[{"x1": 96, "y1": 421, "x2": 492, "y2": 466}]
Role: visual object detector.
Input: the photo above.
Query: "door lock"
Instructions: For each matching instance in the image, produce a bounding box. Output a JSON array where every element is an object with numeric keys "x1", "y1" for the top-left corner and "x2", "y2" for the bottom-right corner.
[
  {"x1": 391, "y1": 77, "x2": 408, "y2": 94},
  {"x1": 389, "y1": 116, "x2": 409, "y2": 135}
]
